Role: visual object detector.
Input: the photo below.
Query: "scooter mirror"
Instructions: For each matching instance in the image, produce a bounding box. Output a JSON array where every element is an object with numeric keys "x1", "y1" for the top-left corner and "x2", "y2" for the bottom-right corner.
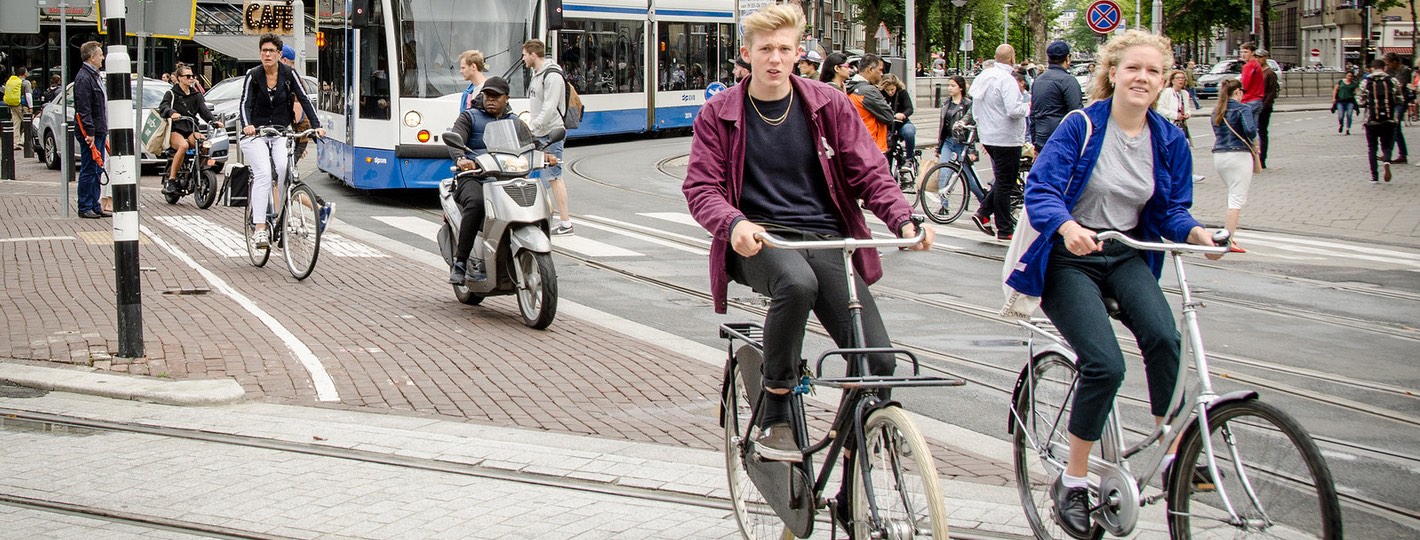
[{"x1": 442, "y1": 132, "x2": 466, "y2": 149}]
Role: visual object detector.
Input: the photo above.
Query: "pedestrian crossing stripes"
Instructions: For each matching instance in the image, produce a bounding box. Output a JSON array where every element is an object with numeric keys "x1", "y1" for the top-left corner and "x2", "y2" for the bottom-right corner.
[{"x1": 154, "y1": 215, "x2": 386, "y2": 258}]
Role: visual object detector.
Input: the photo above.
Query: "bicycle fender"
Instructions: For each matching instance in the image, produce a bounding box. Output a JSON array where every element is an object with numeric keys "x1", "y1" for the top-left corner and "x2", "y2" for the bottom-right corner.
[
  {"x1": 508, "y1": 225, "x2": 552, "y2": 253},
  {"x1": 1172, "y1": 390, "x2": 1260, "y2": 454},
  {"x1": 1007, "y1": 345, "x2": 1077, "y2": 435}
]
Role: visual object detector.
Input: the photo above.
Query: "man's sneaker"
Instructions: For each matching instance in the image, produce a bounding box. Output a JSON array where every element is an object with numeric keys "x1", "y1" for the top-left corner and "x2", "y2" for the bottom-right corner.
[
  {"x1": 753, "y1": 422, "x2": 802, "y2": 463},
  {"x1": 1394, "y1": 155, "x2": 1408, "y2": 164},
  {"x1": 551, "y1": 223, "x2": 575, "y2": 236},
  {"x1": 448, "y1": 261, "x2": 467, "y2": 284},
  {"x1": 1162, "y1": 461, "x2": 1222, "y2": 493},
  {"x1": 318, "y1": 202, "x2": 334, "y2": 232},
  {"x1": 161, "y1": 180, "x2": 178, "y2": 195},
  {"x1": 468, "y1": 259, "x2": 487, "y2": 281},
  {"x1": 997, "y1": 232, "x2": 1014, "y2": 241},
  {"x1": 971, "y1": 214, "x2": 995, "y2": 236},
  {"x1": 252, "y1": 229, "x2": 270, "y2": 249},
  {"x1": 1338, "y1": 125, "x2": 1343, "y2": 134},
  {"x1": 1051, "y1": 475, "x2": 1093, "y2": 539},
  {"x1": 1385, "y1": 162, "x2": 1393, "y2": 182}
]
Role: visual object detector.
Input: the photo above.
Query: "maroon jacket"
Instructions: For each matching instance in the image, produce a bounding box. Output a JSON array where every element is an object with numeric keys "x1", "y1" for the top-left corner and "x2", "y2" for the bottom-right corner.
[{"x1": 683, "y1": 75, "x2": 915, "y2": 313}]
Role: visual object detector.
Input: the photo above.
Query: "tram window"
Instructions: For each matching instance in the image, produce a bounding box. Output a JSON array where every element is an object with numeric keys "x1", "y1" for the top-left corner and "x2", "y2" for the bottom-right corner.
[
  {"x1": 317, "y1": 20, "x2": 347, "y2": 115},
  {"x1": 716, "y1": 23, "x2": 736, "y2": 85},
  {"x1": 358, "y1": 0, "x2": 391, "y2": 119},
  {"x1": 659, "y1": 22, "x2": 717, "y2": 91},
  {"x1": 558, "y1": 19, "x2": 644, "y2": 95}
]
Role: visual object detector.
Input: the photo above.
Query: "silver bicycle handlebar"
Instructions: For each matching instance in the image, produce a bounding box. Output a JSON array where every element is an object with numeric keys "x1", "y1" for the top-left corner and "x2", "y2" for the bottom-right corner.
[
  {"x1": 1096, "y1": 230, "x2": 1231, "y2": 256},
  {"x1": 253, "y1": 126, "x2": 320, "y2": 139},
  {"x1": 755, "y1": 226, "x2": 927, "y2": 251}
]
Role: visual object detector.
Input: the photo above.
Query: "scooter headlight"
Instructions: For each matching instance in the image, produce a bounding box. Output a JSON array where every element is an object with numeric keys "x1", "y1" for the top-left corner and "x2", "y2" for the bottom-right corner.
[{"x1": 494, "y1": 154, "x2": 530, "y2": 174}]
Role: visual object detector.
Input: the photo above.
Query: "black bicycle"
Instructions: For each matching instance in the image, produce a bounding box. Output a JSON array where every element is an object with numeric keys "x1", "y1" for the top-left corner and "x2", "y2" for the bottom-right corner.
[
  {"x1": 886, "y1": 120, "x2": 921, "y2": 198},
  {"x1": 160, "y1": 116, "x2": 219, "y2": 209},
  {"x1": 720, "y1": 221, "x2": 963, "y2": 539}
]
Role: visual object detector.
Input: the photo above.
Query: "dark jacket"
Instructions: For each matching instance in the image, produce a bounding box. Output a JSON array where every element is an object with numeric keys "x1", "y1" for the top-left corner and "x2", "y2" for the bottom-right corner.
[
  {"x1": 1212, "y1": 100, "x2": 1257, "y2": 153},
  {"x1": 450, "y1": 99, "x2": 517, "y2": 160},
  {"x1": 683, "y1": 76, "x2": 915, "y2": 313},
  {"x1": 936, "y1": 96, "x2": 975, "y2": 147},
  {"x1": 239, "y1": 63, "x2": 321, "y2": 130},
  {"x1": 1029, "y1": 64, "x2": 1083, "y2": 148},
  {"x1": 73, "y1": 63, "x2": 106, "y2": 137},
  {"x1": 159, "y1": 84, "x2": 217, "y2": 124},
  {"x1": 885, "y1": 86, "x2": 914, "y2": 119},
  {"x1": 1007, "y1": 99, "x2": 1202, "y2": 298},
  {"x1": 1261, "y1": 68, "x2": 1280, "y2": 107}
]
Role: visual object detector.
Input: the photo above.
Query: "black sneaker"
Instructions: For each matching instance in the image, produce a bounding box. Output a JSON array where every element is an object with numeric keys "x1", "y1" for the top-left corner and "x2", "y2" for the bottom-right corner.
[
  {"x1": 468, "y1": 259, "x2": 487, "y2": 281},
  {"x1": 971, "y1": 214, "x2": 995, "y2": 236},
  {"x1": 1051, "y1": 475, "x2": 1092, "y2": 539},
  {"x1": 752, "y1": 422, "x2": 802, "y2": 463},
  {"x1": 161, "y1": 180, "x2": 178, "y2": 195},
  {"x1": 833, "y1": 488, "x2": 855, "y2": 538},
  {"x1": 448, "y1": 261, "x2": 467, "y2": 284}
]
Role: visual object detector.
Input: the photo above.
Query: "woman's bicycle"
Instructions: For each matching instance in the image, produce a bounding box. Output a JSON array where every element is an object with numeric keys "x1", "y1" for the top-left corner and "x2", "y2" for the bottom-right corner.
[
  {"x1": 719, "y1": 224, "x2": 964, "y2": 539},
  {"x1": 886, "y1": 120, "x2": 921, "y2": 198},
  {"x1": 918, "y1": 125, "x2": 984, "y2": 224},
  {"x1": 1008, "y1": 231, "x2": 1342, "y2": 539},
  {"x1": 160, "y1": 116, "x2": 219, "y2": 209},
  {"x1": 243, "y1": 126, "x2": 328, "y2": 281}
]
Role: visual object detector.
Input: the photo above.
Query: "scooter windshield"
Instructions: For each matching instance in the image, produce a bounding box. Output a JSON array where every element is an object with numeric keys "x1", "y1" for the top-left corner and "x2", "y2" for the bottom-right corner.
[{"x1": 481, "y1": 119, "x2": 537, "y2": 155}]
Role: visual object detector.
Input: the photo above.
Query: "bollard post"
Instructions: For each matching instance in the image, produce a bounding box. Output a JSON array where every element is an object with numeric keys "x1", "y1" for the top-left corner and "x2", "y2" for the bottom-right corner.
[
  {"x1": 934, "y1": 84, "x2": 942, "y2": 108},
  {"x1": 22, "y1": 109, "x2": 34, "y2": 159},
  {"x1": 103, "y1": 0, "x2": 144, "y2": 359},
  {"x1": 1, "y1": 116, "x2": 14, "y2": 181}
]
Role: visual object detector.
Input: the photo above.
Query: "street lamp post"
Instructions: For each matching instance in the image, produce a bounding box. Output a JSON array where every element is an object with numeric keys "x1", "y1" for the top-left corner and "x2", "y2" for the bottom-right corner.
[{"x1": 1004, "y1": 3, "x2": 1012, "y2": 46}]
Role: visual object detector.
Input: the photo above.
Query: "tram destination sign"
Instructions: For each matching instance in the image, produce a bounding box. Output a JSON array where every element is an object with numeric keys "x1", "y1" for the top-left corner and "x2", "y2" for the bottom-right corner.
[{"x1": 244, "y1": 0, "x2": 299, "y2": 35}]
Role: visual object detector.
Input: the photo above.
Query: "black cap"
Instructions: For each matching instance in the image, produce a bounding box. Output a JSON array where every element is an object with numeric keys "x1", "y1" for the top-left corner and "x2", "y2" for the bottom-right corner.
[
  {"x1": 481, "y1": 76, "x2": 511, "y2": 96},
  {"x1": 735, "y1": 57, "x2": 751, "y2": 70}
]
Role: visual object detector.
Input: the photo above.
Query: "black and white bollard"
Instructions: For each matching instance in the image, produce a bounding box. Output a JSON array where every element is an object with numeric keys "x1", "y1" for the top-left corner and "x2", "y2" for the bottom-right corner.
[{"x1": 104, "y1": 0, "x2": 144, "y2": 358}]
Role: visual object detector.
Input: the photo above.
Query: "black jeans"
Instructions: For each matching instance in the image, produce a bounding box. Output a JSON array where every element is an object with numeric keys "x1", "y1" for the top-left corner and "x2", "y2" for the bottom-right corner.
[
  {"x1": 983, "y1": 144, "x2": 1022, "y2": 235},
  {"x1": 1365, "y1": 122, "x2": 1396, "y2": 181},
  {"x1": 1393, "y1": 105, "x2": 1409, "y2": 157},
  {"x1": 1258, "y1": 105, "x2": 1273, "y2": 167},
  {"x1": 728, "y1": 232, "x2": 895, "y2": 391},
  {"x1": 453, "y1": 178, "x2": 486, "y2": 262},
  {"x1": 1039, "y1": 238, "x2": 1181, "y2": 442}
]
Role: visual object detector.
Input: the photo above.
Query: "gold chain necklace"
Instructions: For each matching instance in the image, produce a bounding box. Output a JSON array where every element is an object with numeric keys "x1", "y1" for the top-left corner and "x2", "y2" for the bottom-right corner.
[{"x1": 750, "y1": 90, "x2": 793, "y2": 126}]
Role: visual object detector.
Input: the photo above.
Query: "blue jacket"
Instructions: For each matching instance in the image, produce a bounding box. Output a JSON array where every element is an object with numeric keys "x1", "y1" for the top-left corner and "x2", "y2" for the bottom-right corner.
[
  {"x1": 450, "y1": 99, "x2": 517, "y2": 160},
  {"x1": 73, "y1": 63, "x2": 106, "y2": 137},
  {"x1": 1211, "y1": 100, "x2": 1256, "y2": 153},
  {"x1": 1007, "y1": 99, "x2": 1203, "y2": 297}
]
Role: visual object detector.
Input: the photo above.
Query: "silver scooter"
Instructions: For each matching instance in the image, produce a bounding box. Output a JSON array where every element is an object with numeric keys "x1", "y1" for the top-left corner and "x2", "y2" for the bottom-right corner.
[{"x1": 436, "y1": 120, "x2": 565, "y2": 329}]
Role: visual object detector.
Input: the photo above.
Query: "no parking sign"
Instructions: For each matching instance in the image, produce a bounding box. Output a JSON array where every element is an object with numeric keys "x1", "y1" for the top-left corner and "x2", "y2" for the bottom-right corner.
[{"x1": 1086, "y1": 0, "x2": 1123, "y2": 34}]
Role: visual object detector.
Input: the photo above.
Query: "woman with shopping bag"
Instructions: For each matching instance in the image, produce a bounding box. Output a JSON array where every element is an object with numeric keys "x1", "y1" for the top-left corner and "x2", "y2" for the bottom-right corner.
[{"x1": 159, "y1": 63, "x2": 221, "y2": 196}]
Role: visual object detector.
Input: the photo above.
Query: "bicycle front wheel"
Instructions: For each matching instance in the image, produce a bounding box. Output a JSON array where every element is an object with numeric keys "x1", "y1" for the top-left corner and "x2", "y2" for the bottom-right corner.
[
  {"x1": 918, "y1": 162, "x2": 969, "y2": 224},
  {"x1": 852, "y1": 406, "x2": 949, "y2": 539},
  {"x1": 244, "y1": 215, "x2": 270, "y2": 268},
  {"x1": 282, "y1": 183, "x2": 323, "y2": 280},
  {"x1": 723, "y1": 347, "x2": 795, "y2": 540},
  {"x1": 1011, "y1": 352, "x2": 1105, "y2": 540},
  {"x1": 1167, "y1": 400, "x2": 1342, "y2": 539},
  {"x1": 194, "y1": 169, "x2": 218, "y2": 209}
]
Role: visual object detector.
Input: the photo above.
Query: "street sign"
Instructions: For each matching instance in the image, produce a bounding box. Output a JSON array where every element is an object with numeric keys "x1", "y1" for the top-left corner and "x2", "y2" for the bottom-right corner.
[
  {"x1": 97, "y1": 0, "x2": 197, "y2": 39},
  {"x1": 1086, "y1": 0, "x2": 1122, "y2": 34},
  {"x1": 1311, "y1": 48, "x2": 1322, "y2": 57},
  {"x1": 0, "y1": 2, "x2": 40, "y2": 33}
]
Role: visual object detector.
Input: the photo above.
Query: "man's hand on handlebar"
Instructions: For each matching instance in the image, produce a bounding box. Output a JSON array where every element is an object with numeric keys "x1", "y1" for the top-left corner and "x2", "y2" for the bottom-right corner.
[
  {"x1": 456, "y1": 157, "x2": 477, "y2": 171},
  {"x1": 731, "y1": 220, "x2": 767, "y2": 257},
  {"x1": 314, "y1": 128, "x2": 326, "y2": 138},
  {"x1": 900, "y1": 222, "x2": 935, "y2": 251}
]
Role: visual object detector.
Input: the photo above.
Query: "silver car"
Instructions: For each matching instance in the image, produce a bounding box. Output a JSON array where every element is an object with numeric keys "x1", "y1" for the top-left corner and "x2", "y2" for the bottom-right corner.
[
  {"x1": 1196, "y1": 58, "x2": 1283, "y2": 99},
  {"x1": 31, "y1": 77, "x2": 230, "y2": 170}
]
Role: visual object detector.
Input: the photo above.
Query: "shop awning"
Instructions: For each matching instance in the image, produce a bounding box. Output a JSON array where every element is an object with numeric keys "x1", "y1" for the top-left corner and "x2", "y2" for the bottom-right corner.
[
  {"x1": 1380, "y1": 46, "x2": 1414, "y2": 55},
  {"x1": 194, "y1": 33, "x2": 317, "y2": 62}
]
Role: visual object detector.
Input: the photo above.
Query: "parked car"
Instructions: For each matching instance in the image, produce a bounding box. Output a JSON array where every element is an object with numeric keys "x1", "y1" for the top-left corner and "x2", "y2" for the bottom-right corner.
[
  {"x1": 31, "y1": 78, "x2": 230, "y2": 171},
  {"x1": 1196, "y1": 58, "x2": 1283, "y2": 99}
]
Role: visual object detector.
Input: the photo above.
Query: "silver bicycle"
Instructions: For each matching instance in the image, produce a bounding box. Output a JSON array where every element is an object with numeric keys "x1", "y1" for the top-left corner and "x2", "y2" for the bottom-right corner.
[{"x1": 1008, "y1": 230, "x2": 1342, "y2": 539}]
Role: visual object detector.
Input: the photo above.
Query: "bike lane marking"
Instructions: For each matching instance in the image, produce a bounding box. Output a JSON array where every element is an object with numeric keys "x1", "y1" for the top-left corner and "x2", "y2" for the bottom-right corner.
[{"x1": 138, "y1": 224, "x2": 341, "y2": 402}]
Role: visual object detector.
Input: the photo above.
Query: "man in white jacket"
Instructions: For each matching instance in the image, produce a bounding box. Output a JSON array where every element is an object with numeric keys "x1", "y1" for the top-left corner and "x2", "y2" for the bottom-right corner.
[
  {"x1": 968, "y1": 44, "x2": 1030, "y2": 240},
  {"x1": 522, "y1": 39, "x2": 573, "y2": 236}
]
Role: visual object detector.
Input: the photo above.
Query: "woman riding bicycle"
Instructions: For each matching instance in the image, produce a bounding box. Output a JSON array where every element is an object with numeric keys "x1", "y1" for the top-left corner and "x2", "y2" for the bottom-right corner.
[
  {"x1": 159, "y1": 63, "x2": 221, "y2": 196},
  {"x1": 239, "y1": 33, "x2": 324, "y2": 249},
  {"x1": 1003, "y1": 31, "x2": 1222, "y2": 538},
  {"x1": 934, "y1": 75, "x2": 986, "y2": 206}
]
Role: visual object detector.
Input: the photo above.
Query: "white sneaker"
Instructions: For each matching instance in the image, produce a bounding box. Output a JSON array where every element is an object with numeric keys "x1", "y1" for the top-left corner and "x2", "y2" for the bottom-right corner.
[{"x1": 252, "y1": 229, "x2": 270, "y2": 249}]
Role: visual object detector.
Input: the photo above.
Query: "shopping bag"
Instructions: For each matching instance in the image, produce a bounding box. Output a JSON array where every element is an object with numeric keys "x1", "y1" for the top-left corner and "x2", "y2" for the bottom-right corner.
[
  {"x1": 141, "y1": 109, "x2": 171, "y2": 156},
  {"x1": 917, "y1": 156, "x2": 940, "y2": 193}
]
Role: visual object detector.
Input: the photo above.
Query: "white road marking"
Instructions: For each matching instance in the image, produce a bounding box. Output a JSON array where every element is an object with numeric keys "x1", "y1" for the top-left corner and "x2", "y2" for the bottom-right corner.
[
  {"x1": 552, "y1": 235, "x2": 644, "y2": 257},
  {"x1": 139, "y1": 224, "x2": 340, "y2": 402},
  {"x1": 154, "y1": 215, "x2": 246, "y2": 257},
  {"x1": 0, "y1": 236, "x2": 76, "y2": 243},
  {"x1": 581, "y1": 215, "x2": 709, "y2": 253},
  {"x1": 319, "y1": 234, "x2": 389, "y2": 258},
  {"x1": 639, "y1": 212, "x2": 701, "y2": 227},
  {"x1": 374, "y1": 216, "x2": 442, "y2": 242}
]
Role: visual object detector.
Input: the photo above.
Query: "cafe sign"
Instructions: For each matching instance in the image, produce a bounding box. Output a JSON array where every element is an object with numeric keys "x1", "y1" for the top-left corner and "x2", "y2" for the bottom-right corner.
[{"x1": 244, "y1": 0, "x2": 297, "y2": 35}]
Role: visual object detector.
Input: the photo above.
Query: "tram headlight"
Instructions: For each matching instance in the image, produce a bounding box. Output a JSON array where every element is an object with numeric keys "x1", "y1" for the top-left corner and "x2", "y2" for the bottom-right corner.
[{"x1": 404, "y1": 110, "x2": 422, "y2": 128}]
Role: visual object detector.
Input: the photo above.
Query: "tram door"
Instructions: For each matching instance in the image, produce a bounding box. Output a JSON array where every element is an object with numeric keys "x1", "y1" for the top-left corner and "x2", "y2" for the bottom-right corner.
[{"x1": 315, "y1": 0, "x2": 353, "y2": 180}]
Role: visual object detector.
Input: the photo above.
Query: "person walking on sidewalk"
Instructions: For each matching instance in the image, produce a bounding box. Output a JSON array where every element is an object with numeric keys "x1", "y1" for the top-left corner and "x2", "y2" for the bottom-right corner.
[
  {"x1": 1333, "y1": 71, "x2": 1360, "y2": 135},
  {"x1": 968, "y1": 44, "x2": 1031, "y2": 240},
  {"x1": 457, "y1": 50, "x2": 488, "y2": 112},
  {"x1": 682, "y1": 4, "x2": 933, "y2": 467},
  {"x1": 72, "y1": 42, "x2": 109, "y2": 219},
  {"x1": 1030, "y1": 40, "x2": 1083, "y2": 154},
  {"x1": 818, "y1": 52, "x2": 851, "y2": 92},
  {"x1": 1384, "y1": 52, "x2": 1413, "y2": 163},
  {"x1": 1238, "y1": 43, "x2": 1264, "y2": 124},
  {"x1": 522, "y1": 39, "x2": 574, "y2": 236},
  {"x1": 1256, "y1": 49, "x2": 1280, "y2": 169},
  {"x1": 1006, "y1": 31, "x2": 1223, "y2": 537},
  {"x1": 1359, "y1": 59, "x2": 1401, "y2": 183},
  {"x1": 1156, "y1": 70, "x2": 1192, "y2": 142},
  {"x1": 1211, "y1": 79, "x2": 1257, "y2": 253},
  {"x1": 239, "y1": 34, "x2": 325, "y2": 249},
  {"x1": 5, "y1": 66, "x2": 32, "y2": 151}
]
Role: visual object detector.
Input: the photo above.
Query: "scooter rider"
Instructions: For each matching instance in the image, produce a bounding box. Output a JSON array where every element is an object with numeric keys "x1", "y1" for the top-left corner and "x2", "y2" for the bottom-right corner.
[
  {"x1": 160, "y1": 63, "x2": 221, "y2": 195},
  {"x1": 448, "y1": 76, "x2": 517, "y2": 284}
]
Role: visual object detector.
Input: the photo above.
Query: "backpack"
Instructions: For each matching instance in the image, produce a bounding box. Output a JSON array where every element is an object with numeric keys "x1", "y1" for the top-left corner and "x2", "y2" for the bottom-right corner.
[
  {"x1": 541, "y1": 65, "x2": 584, "y2": 130},
  {"x1": 3, "y1": 76, "x2": 22, "y2": 107},
  {"x1": 1361, "y1": 74, "x2": 1398, "y2": 125}
]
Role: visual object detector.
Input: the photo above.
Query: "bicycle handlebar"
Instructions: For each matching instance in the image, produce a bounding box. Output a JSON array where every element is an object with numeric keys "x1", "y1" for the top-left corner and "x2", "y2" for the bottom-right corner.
[
  {"x1": 1096, "y1": 230, "x2": 1232, "y2": 256},
  {"x1": 251, "y1": 125, "x2": 320, "y2": 139},
  {"x1": 755, "y1": 220, "x2": 927, "y2": 251}
]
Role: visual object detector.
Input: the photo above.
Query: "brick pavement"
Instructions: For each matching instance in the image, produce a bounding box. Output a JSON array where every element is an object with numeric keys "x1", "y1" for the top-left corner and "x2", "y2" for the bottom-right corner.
[{"x1": 0, "y1": 159, "x2": 1013, "y2": 490}]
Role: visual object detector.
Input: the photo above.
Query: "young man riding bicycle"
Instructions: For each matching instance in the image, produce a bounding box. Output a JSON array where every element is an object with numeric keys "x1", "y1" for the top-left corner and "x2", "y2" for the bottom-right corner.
[
  {"x1": 682, "y1": 0, "x2": 932, "y2": 507},
  {"x1": 239, "y1": 33, "x2": 325, "y2": 249}
]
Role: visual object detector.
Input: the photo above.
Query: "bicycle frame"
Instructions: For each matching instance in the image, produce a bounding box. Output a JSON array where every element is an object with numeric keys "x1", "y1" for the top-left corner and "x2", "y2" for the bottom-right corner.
[{"x1": 1010, "y1": 231, "x2": 1268, "y2": 535}]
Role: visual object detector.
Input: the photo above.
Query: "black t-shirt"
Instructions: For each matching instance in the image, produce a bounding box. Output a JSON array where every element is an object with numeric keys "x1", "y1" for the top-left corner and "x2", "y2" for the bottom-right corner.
[{"x1": 739, "y1": 90, "x2": 841, "y2": 236}]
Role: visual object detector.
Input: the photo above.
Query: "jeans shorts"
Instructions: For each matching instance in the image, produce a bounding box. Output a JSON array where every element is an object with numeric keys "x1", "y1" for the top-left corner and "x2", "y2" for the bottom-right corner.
[{"x1": 531, "y1": 137, "x2": 565, "y2": 188}]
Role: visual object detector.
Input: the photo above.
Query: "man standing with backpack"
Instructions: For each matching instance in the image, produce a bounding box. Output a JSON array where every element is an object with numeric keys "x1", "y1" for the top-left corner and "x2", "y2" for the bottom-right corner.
[
  {"x1": 5, "y1": 66, "x2": 32, "y2": 150},
  {"x1": 1360, "y1": 59, "x2": 1401, "y2": 183},
  {"x1": 523, "y1": 39, "x2": 574, "y2": 236}
]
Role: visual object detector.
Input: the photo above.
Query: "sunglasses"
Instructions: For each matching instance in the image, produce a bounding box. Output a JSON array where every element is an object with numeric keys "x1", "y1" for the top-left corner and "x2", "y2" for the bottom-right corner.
[{"x1": 179, "y1": 74, "x2": 194, "y2": 79}]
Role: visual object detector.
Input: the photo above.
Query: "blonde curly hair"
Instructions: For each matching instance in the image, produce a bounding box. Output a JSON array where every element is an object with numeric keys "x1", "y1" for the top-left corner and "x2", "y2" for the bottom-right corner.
[{"x1": 1088, "y1": 30, "x2": 1175, "y2": 102}]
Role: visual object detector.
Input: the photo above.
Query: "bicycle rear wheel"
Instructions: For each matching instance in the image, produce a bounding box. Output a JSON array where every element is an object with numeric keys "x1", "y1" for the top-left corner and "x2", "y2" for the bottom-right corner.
[
  {"x1": 852, "y1": 406, "x2": 949, "y2": 539},
  {"x1": 244, "y1": 214, "x2": 270, "y2": 268},
  {"x1": 1011, "y1": 352, "x2": 1105, "y2": 540},
  {"x1": 282, "y1": 183, "x2": 323, "y2": 280},
  {"x1": 723, "y1": 347, "x2": 796, "y2": 540},
  {"x1": 1167, "y1": 400, "x2": 1342, "y2": 539},
  {"x1": 918, "y1": 161, "x2": 969, "y2": 224}
]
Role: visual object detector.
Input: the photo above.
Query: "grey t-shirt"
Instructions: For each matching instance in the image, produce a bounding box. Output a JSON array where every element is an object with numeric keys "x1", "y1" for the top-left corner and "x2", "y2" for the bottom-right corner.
[{"x1": 1073, "y1": 118, "x2": 1154, "y2": 231}]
